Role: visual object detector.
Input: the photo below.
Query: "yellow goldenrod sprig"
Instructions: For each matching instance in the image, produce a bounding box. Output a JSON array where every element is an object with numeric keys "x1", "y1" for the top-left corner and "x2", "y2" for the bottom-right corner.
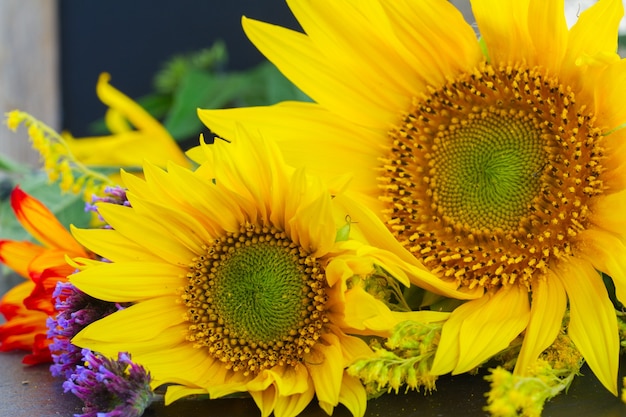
[
  {"x1": 484, "y1": 332, "x2": 583, "y2": 417},
  {"x1": 348, "y1": 320, "x2": 441, "y2": 397},
  {"x1": 5, "y1": 110, "x2": 114, "y2": 198}
]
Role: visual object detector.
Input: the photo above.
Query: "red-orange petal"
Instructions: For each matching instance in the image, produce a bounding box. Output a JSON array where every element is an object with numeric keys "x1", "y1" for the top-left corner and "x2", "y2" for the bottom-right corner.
[
  {"x1": 10, "y1": 187, "x2": 86, "y2": 255},
  {"x1": 0, "y1": 240, "x2": 45, "y2": 279}
]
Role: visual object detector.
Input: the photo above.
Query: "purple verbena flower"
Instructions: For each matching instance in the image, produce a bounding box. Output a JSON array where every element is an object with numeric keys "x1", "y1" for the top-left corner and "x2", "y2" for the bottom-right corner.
[
  {"x1": 47, "y1": 282, "x2": 125, "y2": 378},
  {"x1": 86, "y1": 186, "x2": 130, "y2": 225},
  {"x1": 63, "y1": 349, "x2": 153, "y2": 417}
]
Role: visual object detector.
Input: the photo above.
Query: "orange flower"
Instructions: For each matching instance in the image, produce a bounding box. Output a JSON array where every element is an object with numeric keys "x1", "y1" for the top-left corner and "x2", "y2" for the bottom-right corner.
[{"x1": 0, "y1": 187, "x2": 89, "y2": 364}]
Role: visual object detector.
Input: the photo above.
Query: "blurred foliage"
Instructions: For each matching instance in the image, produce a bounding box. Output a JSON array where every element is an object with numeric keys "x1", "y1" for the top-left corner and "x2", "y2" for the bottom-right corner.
[{"x1": 89, "y1": 40, "x2": 310, "y2": 144}]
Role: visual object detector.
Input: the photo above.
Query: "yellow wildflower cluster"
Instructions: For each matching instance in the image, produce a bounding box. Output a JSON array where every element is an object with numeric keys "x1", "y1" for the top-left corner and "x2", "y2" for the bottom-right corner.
[
  {"x1": 485, "y1": 333, "x2": 583, "y2": 417},
  {"x1": 5, "y1": 110, "x2": 112, "y2": 198},
  {"x1": 348, "y1": 319, "x2": 441, "y2": 397}
]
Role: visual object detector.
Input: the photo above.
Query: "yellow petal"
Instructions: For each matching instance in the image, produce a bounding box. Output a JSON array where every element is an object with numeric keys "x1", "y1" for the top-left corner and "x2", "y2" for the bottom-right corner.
[
  {"x1": 127, "y1": 197, "x2": 213, "y2": 253},
  {"x1": 250, "y1": 385, "x2": 277, "y2": 417},
  {"x1": 589, "y1": 189, "x2": 626, "y2": 233},
  {"x1": 337, "y1": 372, "x2": 367, "y2": 417},
  {"x1": 96, "y1": 203, "x2": 195, "y2": 266},
  {"x1": 565, "y1": 0, "x2": 623, "y2": 69},
  {"x1": 163, "y1": 385, "x2": 209, "y2": 404},
  {"x1": 72, "y1": 297, "x2": 184, "y2": 346},
  {"x1": 285, "y1": 170, "x2": 336, "y2": 257},
  {"x1": 342, "y1": 285, "x2": 399, "y2": 335},
  {"x1": 380, "y1": 0, "x2": 481, "y2": 86},
  {"x1": 556, "y1": 258, "x2": 619, "y2": 395},
  {"x1": 267, "y1": 364, "x2": 310, "y2": 397},
  {"x1": 514, "y1": 273, "x2": 567, "y2": 375},
  {"x1": 273, "y1": 383, "x2": 315, "y2": 417},
  {"x1": 242, "y1": 17, "x2": 396, "y2": 128},
  {"x1": 455, "y1": 285, "x2": 530, "y2": 374},
  {"x1": 333, "y1": 193, "x2": 483, "y2": 299},
  {"x1": 472, "y1": 0, "x2": 532, "y2": 63},
  {"x1": 343, "y1": 285, "x2": 450, "y2": 336},
  {"x1": 306, "y1": 332, "x2": 343, "y2": 407},
  {"x1": 210, "y1": 126, "x2": 289, "y2": 225},
  {"x1": 81, "y1": 73, "x2": 191, "y2": 168},
  {"x1": 603, "y1": 133, "x2": 626, "y2": 191},
  {"x1": 70, "y1": 261, "x2": 186, "y2": 302},
  {"x1": 591, "y1": 60, "x2": 626, "y2": 135},
  {"x1": 125, "y1": 164, "x2": 242, "y2": 235},
  {"x1": 199, "y1": 102, "x2": 384, "y2": 207},
  {"x1": 576, "y1": 228, "x2": 626, "y2": 307},
  {"x1": 104, "y1": 107, "x2": 132, "y2": 134},
  {"x1": 141, "y1": 343, "x2": 231, "y2": 391},
  {"x1": 66, "y1": 131, "x2": 187, "y2": 168},
  {"x1": 334, "y1": 328, "x2": 373, "y2": 364},
  {"x1": 70, "y1": 226, "x2": 163, "y2": 263},
  {"x1": 526, "y1": 0, "x2": 568, "y2": 72},
  {"x1": 96, "y1": 73, "x2": 162, "y2": 133},
  {"x1": 286, "y1": 0, "x2": 417, "y2": 100},
  {"x1": 431, "y1": 285, "x2": 530, "y2": 375}
]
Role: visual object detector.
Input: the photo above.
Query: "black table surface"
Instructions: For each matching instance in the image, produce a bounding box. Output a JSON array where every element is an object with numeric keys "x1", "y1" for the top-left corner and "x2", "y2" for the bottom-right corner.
[{"x1": 1, "y1": 349, "x2": 626, "y2": 417}]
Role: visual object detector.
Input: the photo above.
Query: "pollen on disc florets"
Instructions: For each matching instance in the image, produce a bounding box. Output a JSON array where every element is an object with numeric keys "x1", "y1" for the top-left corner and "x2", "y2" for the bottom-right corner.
[
  {"x1": 379, "y1": 62, "x2": 605, "y2": 290},
  {"x1": 182, "y1": 222, "x2": 328, "y2": 375}
]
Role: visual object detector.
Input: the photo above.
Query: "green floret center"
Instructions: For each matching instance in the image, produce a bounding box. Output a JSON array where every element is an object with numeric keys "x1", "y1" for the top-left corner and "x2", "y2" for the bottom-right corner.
[
  {"x1": 183, "y1": 223, "x2": 328, "y2": 375},
  {"x1": 434, "y1": 110, "x2": 545, "y2": 231},
  {"x1": 214, "y1": 243, "x2": 306, "y2": 343}
]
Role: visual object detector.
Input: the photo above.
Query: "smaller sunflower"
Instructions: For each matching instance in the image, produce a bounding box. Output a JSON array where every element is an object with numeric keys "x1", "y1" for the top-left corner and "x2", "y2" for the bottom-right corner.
[
  {"x1": 0, "y1": 187, "x2": 90, "y2": 364},
  {"x1": 70, "y1": 128, "x2": 447, "y2": 417}
]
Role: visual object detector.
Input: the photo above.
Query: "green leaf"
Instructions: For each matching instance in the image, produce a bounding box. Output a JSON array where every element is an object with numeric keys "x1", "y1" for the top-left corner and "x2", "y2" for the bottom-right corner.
[
  {"x1": 163, "y1": 69, "x2": 249, "y2": 140},
  {"x1": 237, "y1": 62, "x2": 310, "y2": 106},
  {"x1": 0, "y1": 153, "x2": 30, "y2": 174}
]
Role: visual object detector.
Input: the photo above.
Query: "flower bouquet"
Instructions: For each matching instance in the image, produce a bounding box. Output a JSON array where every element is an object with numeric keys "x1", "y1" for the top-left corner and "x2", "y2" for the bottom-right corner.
[{"x1": 2, "y1": 1, "x2": 626, "y2": 416}]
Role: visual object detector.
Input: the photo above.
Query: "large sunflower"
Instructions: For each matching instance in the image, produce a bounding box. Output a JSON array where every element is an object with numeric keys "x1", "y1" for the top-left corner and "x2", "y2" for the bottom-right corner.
[
  {"x1": 69, "y1": 128, "x2": 448, "y2": 417},
  {"x1": 198, "y1": 0, "x2": 626, "y2": 395}
]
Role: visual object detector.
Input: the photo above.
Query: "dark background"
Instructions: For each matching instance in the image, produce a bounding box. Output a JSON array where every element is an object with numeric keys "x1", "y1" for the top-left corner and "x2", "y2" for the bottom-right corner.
[{"x1": 58, "y1": 0, "x2": 300, "y2": 136}]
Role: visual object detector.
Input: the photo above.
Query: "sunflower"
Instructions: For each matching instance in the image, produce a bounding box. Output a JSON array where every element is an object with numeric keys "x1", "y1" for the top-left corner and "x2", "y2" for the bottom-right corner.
[
  {"x1": 0, "y1": 187, "x2": 90, "y2": 364},
  {"x1": 198, "y1": 0, "x2": 626, "y2": 395},
  {"x1": 69, "y1": 128, "x2": 448, "y2": 417}
]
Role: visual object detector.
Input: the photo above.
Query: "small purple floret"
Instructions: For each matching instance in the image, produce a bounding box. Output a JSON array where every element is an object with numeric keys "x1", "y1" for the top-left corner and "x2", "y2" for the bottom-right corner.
[
  {"x1": 63, "y1": 349, "x2": 154, "y2": 417},
  {"x1": 47, "y1": 282, "x2": 124, "y2": 378},
  {"x1": 85, "y1": 186, "x2": 131, "y2": 225}
]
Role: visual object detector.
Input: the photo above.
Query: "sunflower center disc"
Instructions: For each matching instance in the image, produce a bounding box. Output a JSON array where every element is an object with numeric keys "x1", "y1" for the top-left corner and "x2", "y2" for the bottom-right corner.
[
  {"x1": 379, "y1": 63, "x2": 605, "y2": 289},
  {"x1": 183, "y1": 223, "x2": 327, "y2": 375}
]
